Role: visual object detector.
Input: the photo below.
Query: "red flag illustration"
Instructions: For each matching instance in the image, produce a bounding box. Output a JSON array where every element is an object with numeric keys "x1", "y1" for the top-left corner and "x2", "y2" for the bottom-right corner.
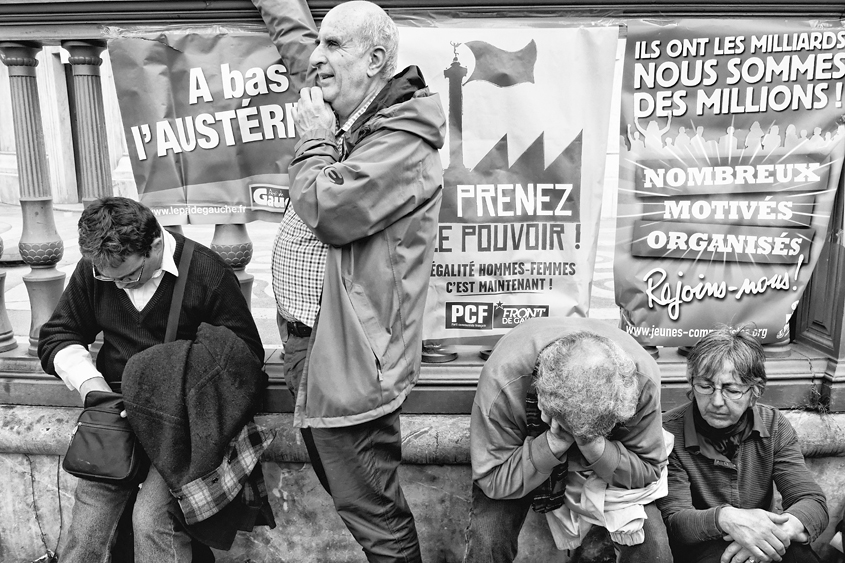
[{"x1": 465, "y1": 40, "x2": 536, "y2": 87}]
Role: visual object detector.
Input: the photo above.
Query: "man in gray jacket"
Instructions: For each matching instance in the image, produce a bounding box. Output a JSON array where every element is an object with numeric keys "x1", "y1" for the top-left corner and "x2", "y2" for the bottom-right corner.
[
  {"x1": 255, "y1": 1, "x2": 445, "y2": 561},
  {"x1": 466, "y1": 317, "x2": 672, "y2": 563}
]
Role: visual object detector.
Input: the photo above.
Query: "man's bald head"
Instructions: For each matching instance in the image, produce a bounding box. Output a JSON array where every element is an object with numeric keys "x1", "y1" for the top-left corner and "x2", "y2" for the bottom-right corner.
[{"x1": 323, "y1": 1, "x2": 398, "y2": 78}]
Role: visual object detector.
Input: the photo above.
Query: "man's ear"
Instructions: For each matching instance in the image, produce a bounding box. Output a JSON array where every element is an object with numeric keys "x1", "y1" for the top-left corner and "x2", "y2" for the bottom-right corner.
[
  {"x1": 148, "y1": 236, "x2": 163, "y2": 257},
  {"x1": 367, "y1": 46, "x2": 387, "y2": 77}
]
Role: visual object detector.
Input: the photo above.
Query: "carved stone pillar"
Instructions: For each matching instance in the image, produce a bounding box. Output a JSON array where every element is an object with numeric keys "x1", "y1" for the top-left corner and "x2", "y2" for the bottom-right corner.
[
  {"x1": 0, "y1": 42, "x2": 66, "y2": 356},
  {"x1": 62, "y1": 40, "x2": 113, "y2": 206},
  {"x1": 211, "y1": 224, "x2": 254, "y2": 308}
]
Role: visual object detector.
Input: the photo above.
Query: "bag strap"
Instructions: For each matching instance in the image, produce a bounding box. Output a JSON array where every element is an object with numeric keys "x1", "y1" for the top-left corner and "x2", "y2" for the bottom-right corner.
[{"x1": 164, "y1": 238, "x2": 195, "y2": 343}]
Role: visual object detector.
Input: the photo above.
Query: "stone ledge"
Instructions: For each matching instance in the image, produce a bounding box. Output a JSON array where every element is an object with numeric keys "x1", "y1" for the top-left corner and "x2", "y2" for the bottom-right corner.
[
  {"x1": 1, "y1": 405, "x2": 843, "y2": 463},
  {"x1": 0, "y1": 341, "x2": 836, "y2": 415}
]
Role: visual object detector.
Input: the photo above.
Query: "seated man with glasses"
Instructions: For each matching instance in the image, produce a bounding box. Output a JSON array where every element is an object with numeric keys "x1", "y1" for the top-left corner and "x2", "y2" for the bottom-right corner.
[
  {"x1": 658, "y1": 325, "x2": 828, "y2": 563},
  {"x1": 38, "y1": 196, "x2": 266, "y2": 562}
]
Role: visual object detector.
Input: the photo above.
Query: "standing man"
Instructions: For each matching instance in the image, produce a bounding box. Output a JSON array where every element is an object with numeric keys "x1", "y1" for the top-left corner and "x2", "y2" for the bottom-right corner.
[
  {"x1": 465, "y1": 317, "x2": 673, "y2": 562},
  {"x1": 38, "y1": 197, "x2": 267, "y2": 562},
  {"x1": 258, "y1": 1, "x2": 446, "y2": 561}
]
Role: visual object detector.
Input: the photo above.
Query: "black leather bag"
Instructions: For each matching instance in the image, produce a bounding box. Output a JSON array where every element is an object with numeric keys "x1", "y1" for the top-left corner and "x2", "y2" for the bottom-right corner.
[{"x1": 62, "y1": 390, "x2": 150, "y2": 486}]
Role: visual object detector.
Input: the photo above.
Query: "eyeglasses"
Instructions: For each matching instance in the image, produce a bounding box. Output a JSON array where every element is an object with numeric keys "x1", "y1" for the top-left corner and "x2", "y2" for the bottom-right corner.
[
  {"x1": 692, "y1": 382, "x2": 751, "y2": 401},
  {"x1": 92, "y1": 257, "x2": 146, "y2": 285}
]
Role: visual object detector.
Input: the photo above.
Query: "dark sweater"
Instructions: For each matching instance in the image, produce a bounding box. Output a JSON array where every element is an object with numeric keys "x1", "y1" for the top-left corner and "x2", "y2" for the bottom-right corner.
[{"x1": 38, "y1": 233, "x2": 263, "y2": 383}]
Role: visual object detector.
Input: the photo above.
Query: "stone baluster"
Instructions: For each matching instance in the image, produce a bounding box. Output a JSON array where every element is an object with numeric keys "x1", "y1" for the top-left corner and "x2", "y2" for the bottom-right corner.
[
  {"x1": 62, "y1": 40, "x2": 112, "y2": 205},
  {"x1": 211, "y1": 224, "x2": 254, "y2": 308},
  {"x1": 0, "y1": 42, "x2": 66, "y2": 356},
  {"x1": 422, "y1": 340, "x2": 458, "y2": 363}
]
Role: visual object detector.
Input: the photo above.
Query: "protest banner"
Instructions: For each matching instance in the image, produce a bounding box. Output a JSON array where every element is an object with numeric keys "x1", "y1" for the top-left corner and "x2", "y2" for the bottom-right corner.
[
  {"x1": 616, "y1": 19, "x2": 845, "y2": 346},
  {"x1": 108, "y1": 26, "x2": 302, "y2": 225},
  {"x1": 397, "y1": 22, "x2": 618, "y2": 344},
  {"x1": 107, "y1": 19, "x2": 616, "y2": 345}
]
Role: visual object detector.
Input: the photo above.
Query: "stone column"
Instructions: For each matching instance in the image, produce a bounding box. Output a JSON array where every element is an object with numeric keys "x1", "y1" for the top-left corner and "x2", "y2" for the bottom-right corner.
[
  {"x1": 211, "y1": 224, "x2": 254, "y2": 308},
  {"x1": 62, "y1": 40, "x2": 113, "y2": 205},
  {"x1": 0, "y1": 42, "x2": 66, "y2": 356}
]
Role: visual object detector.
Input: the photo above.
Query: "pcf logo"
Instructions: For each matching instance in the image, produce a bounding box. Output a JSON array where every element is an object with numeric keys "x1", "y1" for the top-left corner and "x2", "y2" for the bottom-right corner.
[{"x1": 446, "y1": 302, "x2": 492, "y2": 329}]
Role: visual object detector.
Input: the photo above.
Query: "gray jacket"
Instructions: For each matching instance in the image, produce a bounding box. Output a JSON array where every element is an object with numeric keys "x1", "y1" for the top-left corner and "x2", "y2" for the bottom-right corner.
[{"x1": 289, "y1": 66, "x2": 446, "y2": 428}]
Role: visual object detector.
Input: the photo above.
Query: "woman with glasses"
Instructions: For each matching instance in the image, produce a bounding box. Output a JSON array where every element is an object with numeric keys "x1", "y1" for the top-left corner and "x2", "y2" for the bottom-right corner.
[{"x1": 657, "y1": 326, "x2": 828, "y2": 563}]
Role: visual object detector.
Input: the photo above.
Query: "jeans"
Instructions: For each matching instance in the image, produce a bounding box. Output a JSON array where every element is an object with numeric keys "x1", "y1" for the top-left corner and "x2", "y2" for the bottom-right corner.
[
  {"x1": 280, "y1": 318, "x2": 422, "y2": 563},
  {"x1": 463, "y1": 481, "x2": 534, "y2": 562},
  {"x1": 463, "y1": 482, "x2": 673, "y2": 563},
  {"x1": 61, "y1": 466, "x2": 192, "y2": 563}
]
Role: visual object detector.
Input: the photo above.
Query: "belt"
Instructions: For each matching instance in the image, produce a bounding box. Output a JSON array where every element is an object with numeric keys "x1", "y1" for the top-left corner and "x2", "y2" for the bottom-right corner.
[{"x1": 287, "y1": 321, "x2": 312, "y2": 338}]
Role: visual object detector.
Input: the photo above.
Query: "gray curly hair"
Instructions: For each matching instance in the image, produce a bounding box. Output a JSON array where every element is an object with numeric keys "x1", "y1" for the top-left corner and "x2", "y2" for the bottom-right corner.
[{"x1": 534, "y1": 331, "x2": 640, "y2": 441}]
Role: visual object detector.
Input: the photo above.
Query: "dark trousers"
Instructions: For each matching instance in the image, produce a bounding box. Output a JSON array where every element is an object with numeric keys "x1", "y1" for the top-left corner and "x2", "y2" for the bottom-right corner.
[
  {"x1": 310, "y1": 410, "x2": 422, "y2": 563},
  {"x1": 282, "y1": 325, "x2": 422, "y2": 563},
  {"x1": 463, "y1": 482, "x2": 672, "y2": 563},
  {"x1": 679, "y1": 539, "x2": 822, "y2": 563}
]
